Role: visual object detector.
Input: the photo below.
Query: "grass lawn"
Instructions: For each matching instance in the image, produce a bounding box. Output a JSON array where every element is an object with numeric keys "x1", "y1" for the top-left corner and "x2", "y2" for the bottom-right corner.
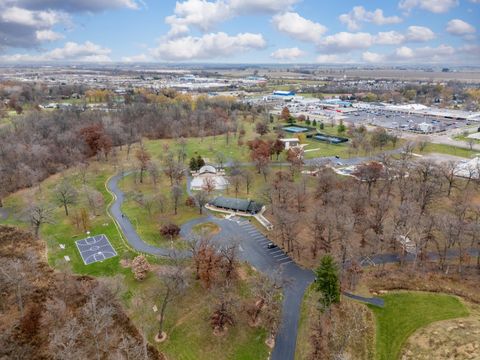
[
  {"x1": 0, "y1": 162, "x2": 138, "y2": 276},
  {"x1": 118, "y1": 173, "x2": 202, "y2": 249},
  {"x1": 192, "y1": 222, "x2": 220, "y2": 236},
  {"x1": 144, "y1": 120, "x2": 258, "y2": 164},
  {"x1": 295, "y1": 285, "x2": 316, "y2": 360},
  {"x1": 124, "y1": 265, "x2": 270, "y2": 360},
  {"x1": 369, "y1": 292, "x2": 469, "y2": 360},
  {"x1": 453, "y1": 134, "x2": 480, "y2": 144},
  {"x1": 420, "y1": 143, "x2": 479, "y2": 158}
]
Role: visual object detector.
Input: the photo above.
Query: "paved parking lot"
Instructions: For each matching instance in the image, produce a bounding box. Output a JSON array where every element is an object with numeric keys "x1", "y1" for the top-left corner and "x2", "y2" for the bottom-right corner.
[
  {"x1": 345, "y1": 109, "x2": 468, "y2": 132},
  {"x1": 236, "y1": 220, "x2": 293, "y2": 266}
]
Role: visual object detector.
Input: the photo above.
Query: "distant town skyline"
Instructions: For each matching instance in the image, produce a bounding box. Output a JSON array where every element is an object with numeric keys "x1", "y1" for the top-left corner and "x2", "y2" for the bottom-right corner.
[{"x1": 0, "y1": 0, "x2": 479, "y2": 65}]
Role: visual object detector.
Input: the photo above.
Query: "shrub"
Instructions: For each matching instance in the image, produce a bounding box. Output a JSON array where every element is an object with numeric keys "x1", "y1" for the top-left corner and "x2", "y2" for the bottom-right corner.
[
  {"x1": 185, "y1": 196, "x2": 195, "y2": 207},
  {"x1": 160, "y1": 223, "x2": 181, "y2": 239},
  {"x1": 131, "y1": 255, "x2": 150, "y2": 281}
]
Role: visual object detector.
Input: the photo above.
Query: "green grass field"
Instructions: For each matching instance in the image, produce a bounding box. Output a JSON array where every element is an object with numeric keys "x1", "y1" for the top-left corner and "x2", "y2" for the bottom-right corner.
[
  {"x1": 118, "y1": 172, "x2": 203, "y2": 249},
  {"x1": 420, "y1": 143, "x2": 479, "y2": 158},
  {"x1": 0, "y1": 162, "x2": 141, "y2": 276},
  {"x1": 369, "y1": 292, "x2": 469, "y2": 360},
  {"x1": 124, "y1": 264, "x2": 270, "y2": 360}
]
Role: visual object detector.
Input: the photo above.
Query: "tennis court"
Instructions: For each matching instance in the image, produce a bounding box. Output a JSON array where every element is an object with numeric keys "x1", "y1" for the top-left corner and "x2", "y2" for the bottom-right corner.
[{"x1": 282, "y1": 126, "x2": 309, "y2": 133}]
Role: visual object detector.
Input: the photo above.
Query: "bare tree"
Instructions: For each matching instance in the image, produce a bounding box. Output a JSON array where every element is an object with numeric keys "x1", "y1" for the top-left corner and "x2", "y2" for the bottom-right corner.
[
  {"x1": 154, "y1": 264, "x2": 187, "y2": 342},
  {"x1": 242, "y1": 169, "x2": 254, "y2": 195},
  {"x1": 135, "y1": 144, "x2": 151, "y2": 184},
  {"x1": 440, "y1": 160, "x2": 458, "y2": 197},
  {"x1": 193, "y1": 190, "x2": 209, "y2": 215},
  {"x1": 171, "y1": 185, "x2": 182, "y2": 215},
  {"x1": 210, "y1": 281, "x2": 237, "y2": 335},
  {"x1": 0, "y1": 258, "x2": 31, "y2": 316},
  {"x1": 81, "y1": 292, "x2": 116, "y2": 360},
  {"x1": 54, "y1": 181, "x2": 78, "y2": 216},
  {"x1": 29, "y1": 203, "x2": 54, "y2": 237}
]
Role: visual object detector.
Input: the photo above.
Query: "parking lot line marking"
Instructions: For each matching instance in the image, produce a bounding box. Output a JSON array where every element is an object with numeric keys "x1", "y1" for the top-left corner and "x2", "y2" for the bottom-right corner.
[
  {"x1": 279, "y1": 260, "x2": 293, "y2": 265},
  {"x1": 276, "y1": 256, "x2": 290, "y2": 261},
  {"x1": 270, "y1": 249, "x2": 283, "y2": 255},
  {"x1": 273, "y1": 253, "x2": 287, "y2": 258}
]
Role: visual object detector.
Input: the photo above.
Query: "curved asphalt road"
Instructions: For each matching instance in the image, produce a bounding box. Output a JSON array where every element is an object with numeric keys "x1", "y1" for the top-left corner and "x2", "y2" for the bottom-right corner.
[{"x1": 107, "y1": 172, "x2": 314, "y2": 360}]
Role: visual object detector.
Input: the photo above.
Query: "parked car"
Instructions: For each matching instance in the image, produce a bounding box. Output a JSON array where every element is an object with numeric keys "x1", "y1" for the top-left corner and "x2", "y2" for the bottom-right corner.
[{"x1": 267, "y1": 242, "x2": 277, "y2": 249}]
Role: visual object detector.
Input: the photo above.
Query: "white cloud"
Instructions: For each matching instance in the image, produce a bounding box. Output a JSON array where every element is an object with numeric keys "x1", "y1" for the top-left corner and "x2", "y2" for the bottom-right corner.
[
  {"x1": 270, "y1": 47, "x2": 306, "y2": 60},
  {"x1": 121, "y1": 53, "x2": 151, "y2": 62},
  {"x1": 0, "y1": 41, "x2": 112, "y2": 62},
  {"x1": 151, "y1": 32, "x2": 266, "y2": 61},
  {"x1": 35, "y1": 30, "x2": 64, "y2": 41},
  {"x1": 339, "y1": 6, "x2": 402, "y2": 31},
  {"x1": 315, "y1": 54, "x2": 340, "y2": 63},
  {"x1": 165, "y1": 0, "x2": 230, "y2": 35},
  {"x1": 394, "y1": 44, "x2": 455, "y2": 61},
  {"x1": 362, "y1": 51, "x2": 386, "y2": 63},
  {"x1": 229, "y1": 0, "x2": 299, "y2": 14},
  {"x1": 0, "y1": 0, "x2": 139, "y2": 50},
  {"x1": 165, "y1": 0, "x2": 300, "y2": 35},
  {"x1": 272, "y1": 12, "x2": 327, "y2": 43},
  {"x1": 13, "y1": 0, "x2": 141, "y2": 12},
  {"x1": 375, "y1": 31, "x2": 405, "y2": 45},
  {"x1": 399, "y1": 0, "x2": 458, "y2": 13},
  {"x1": 395, "y1": 46, "x2": 415, "y2": 59},
  {"x1": 405, "y1": 25, "x2": 435, "y2": 42},
  {"x1": 0, "y1": 6, "x2": 67, "y2": 27},
  {"x1": 318, "y1": 32, "x2": 374, "y2": 53},
  {"x1": 446, "y1": 19, "x2": 476, "y2": 36}
]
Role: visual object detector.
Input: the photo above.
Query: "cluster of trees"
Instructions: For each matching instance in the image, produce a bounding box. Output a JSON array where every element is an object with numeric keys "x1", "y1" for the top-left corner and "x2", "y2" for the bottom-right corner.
[
  {"x1": 0, "y1": 226, "x2": 161, "y2": 360},
  {"x1": 187, "y1": 234, "x2": 281, "y2": 340},
  {"x1": 262, "y1": 148, "x2": 480, "y2": 275},
  {"x1": 189, "y1": 155, "x2": 206, "y2": 171},
  {"x1": 300, "y1": 80, "x2": 476, "y2": 109},
  {"x1": 0, "y1": 96, "x2": 249, "y2": 203},
  {"x1": 347, "y1": 125, "x2": 398, "y2": 154},
  {"x1": 247, "y1": 138, "x2": 284, "y2": 179}
]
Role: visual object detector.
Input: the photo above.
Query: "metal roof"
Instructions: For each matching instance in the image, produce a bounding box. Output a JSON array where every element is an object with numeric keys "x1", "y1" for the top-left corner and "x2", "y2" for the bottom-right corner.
[{"x1": 210, "y1": 196, "x2": 263, "y2": 214}]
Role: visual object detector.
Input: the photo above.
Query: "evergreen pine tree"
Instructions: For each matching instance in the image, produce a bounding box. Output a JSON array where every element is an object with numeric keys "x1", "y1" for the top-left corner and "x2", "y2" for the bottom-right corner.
[
  {"x1": 189, "y1": 157, "x2": 198, "y2": 171},
  {"x1": 197, "y1": 155, "x2": 205, "y2": 168},
  {"x1": 314, "y1": 255, "x2": 340, "y2": 310}
]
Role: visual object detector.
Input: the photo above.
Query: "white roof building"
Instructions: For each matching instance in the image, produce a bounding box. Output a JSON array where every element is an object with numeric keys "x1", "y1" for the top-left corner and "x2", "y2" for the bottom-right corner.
[
  {"x1": 190, "y1": 165, "x2": 229, "y2": 191},
  {"x1": 455, "y1": 157, "x2": 480, "y2": 180},
  {"x1": 279, "y1": 138, "x2": 300, "y2": 150}
]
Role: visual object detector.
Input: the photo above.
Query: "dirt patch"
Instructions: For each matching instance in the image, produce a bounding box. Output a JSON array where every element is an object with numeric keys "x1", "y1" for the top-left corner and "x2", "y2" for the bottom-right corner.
[{"x1": 402, "y1": 303, "x2": 480, "y2": 360}]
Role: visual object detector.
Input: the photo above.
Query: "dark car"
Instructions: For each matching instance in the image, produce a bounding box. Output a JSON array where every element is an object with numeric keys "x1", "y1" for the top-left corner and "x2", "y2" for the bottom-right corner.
[
  {"x1": 335, "y1": 155, "x2": 340, "y2": 159},
  {"x1": 267, "y1": 242, "x2": 277, "y2": 249}
]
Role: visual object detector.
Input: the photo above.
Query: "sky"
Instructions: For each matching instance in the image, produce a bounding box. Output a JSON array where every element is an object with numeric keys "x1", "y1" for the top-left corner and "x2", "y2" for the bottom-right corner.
[{"x1": 0, "y1": 0, "x2": 479, "y2": 65}]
